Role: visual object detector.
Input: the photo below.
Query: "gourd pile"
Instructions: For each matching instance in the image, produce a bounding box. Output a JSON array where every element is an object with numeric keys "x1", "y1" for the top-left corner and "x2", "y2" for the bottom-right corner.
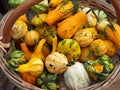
[{"x1": 7, "y1": 0, "x2": 120, "y2": 90}]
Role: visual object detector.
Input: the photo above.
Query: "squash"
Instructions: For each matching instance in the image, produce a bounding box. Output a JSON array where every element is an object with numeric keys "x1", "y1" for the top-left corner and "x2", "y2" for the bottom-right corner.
[
  {"x1": 57, "y1": 12, "x2": 87, "y2": 39},
  {"x1": 49, "y1": 0, "x2": 63, "y2": 8},
  {"x1": 85, "y1": 55, "x2": 114, "y2": 81},
  {"x1": 89, "y1": 39, "x2": 108, "y2": 56},
  {"x1": 79, "y1": 47, "x2": 96, "y2": 62},
  {"x1": 105, "y1": 23, "x2": 120, "y2": 48},
  {"x1": 73, "y1": 28, "x2": 94, "y2": 47},
  {"x1": 57, "y1": 39, "x2": 81, "y2": 62},
  {"x1": 18, "y1": 14, "x2": 28, "y2": 24},
  {"x1": 24, "y1": 30, "x2": 40, "y2": 46},
  {"x1": 7, "y1": 50, "x2": 26, "y2": 68},
  {"x1": 46, "y1": 0, "x2": 74, "y2": 25},
  {"x1": 11, "y1": 20, "x2": 28, "y2": 39},
  {"x1": 37, "y1": 71, "x2": 59, "y2": 90},
  {"x1": 20, "y1": 38, "x2": 32, "y2": 60},
  {"x1": 104, "y1": 39, "x2": 117, "y2": 57},
  {"x1": 16, "y1": 39, "x2": 46, "y2": 77},
  {"x1": 45, "y1": 52, "x2": 68, "y2": 74},
  {"x1": 31, "y1": 14, "x2": 47, "y2": 27},
  {"x1": 64, "y1": 62, "x2": 91, "y2": 90},
  {"x1": 21, "y1": 72, "x2": 37, "y2": 85}
]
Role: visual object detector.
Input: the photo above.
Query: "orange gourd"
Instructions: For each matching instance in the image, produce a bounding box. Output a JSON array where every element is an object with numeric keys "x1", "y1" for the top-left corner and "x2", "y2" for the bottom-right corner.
[{"x1": 57, "y1": 12, "x2": 87, "y2": 39}]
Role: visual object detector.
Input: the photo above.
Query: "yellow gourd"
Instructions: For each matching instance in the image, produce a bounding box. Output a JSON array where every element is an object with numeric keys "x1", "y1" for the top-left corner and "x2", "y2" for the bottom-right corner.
[
  {"x1": 16, "y1": 39, "x2": 46, "y2": 77},
  {"x1": 57, "y1": 12, "x2": 87, "y2": 39},
  {"x1": 49, "y1": 0, "x2": 63, "y2": 7}
]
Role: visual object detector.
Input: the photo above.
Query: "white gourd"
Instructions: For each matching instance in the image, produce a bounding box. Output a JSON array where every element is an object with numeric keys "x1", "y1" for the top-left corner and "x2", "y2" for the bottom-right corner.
[{"x1": 64, "y1": 62, "x2": 91, "y2": 90}]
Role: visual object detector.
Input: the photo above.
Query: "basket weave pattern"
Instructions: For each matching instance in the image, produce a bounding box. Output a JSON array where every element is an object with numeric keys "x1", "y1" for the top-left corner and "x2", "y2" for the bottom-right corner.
[{"x1": 0, "y1": 0, "x2": 120, "y2": 90}]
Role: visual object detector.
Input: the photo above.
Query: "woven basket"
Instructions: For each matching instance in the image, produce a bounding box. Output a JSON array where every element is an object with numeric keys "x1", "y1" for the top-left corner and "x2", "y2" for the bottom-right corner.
[{"x1": 0, "y1": 0, "x2": 120, "y2": 90}]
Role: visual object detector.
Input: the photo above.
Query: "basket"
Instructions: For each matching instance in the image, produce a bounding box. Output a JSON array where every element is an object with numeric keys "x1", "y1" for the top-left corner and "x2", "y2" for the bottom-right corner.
[{"x1": 0, "y1": 0, "x2": 120, "y2": 90}]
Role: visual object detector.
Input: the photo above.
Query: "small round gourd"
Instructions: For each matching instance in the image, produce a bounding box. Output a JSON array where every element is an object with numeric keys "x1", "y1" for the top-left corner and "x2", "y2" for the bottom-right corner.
[
  {"x1": 90, "y1": 39, "x2": 108, "y2": 56},
  {"x1": 24, "y1": 30, "x2": 40, "y2": 45},
  {"x1": 73, "y1": 28, "x2": 94, "y2": 47},
  {"x1": 11, "y1": 20, "x2": 28, "y2": 39},
  {"x1": 45, "y1": 52, "x2": 68, "y2": 74},
  {"x1": 57, "y1": 39, "x2": 81, "y2": 62}
]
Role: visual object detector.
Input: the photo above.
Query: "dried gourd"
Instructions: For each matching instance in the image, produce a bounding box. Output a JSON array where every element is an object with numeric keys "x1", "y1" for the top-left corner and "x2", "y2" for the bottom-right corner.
[
  {"x1": 57, "y1": 39, "x2": 81, "y2": 62},
  {"x1": 73, "y1": 28, "x2": 94, "y2": 47},
  {"x1": 90, "y1": 39, "x2": 108, "y2": 56},
  {"x1": 57, "y1": 12, "x2": 87, "y2": 39}
]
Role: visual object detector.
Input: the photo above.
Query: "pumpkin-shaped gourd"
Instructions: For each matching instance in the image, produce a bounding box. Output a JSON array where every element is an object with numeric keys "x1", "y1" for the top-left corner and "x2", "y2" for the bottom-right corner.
[
  {"x1": 31, "y1": 14, "x2": 47, "y2": 27},
  {"x1": 90, "y1": 39, "x2": 108, "y2": 56},
  {"x1": 85, "y1": 55, "x2": 114, "y2": 81},
  {"x1": 37, "y1": 71, "x2": 59, "y2": 90},
  {"x1": 24, "y1": 30, "x2": 40, "y2": 45},
  {"x1": 7, "y1": 50, "x2": 26, "y2": 68},
  {"x1": 79, "y1": 47, "x2": 96, "y2": 62},
  {"x1": 57, "y1": 39, "x2": 81, "y2": 62},
  {"x1": 18, "y1": 14, "x2": 28, "y2": 24},
  {"x1": 64, "y1": 62, "x2": 91, "y2": 90},
  {"x1": 45, "y1": 52, "x2": 68, "y2": 74},
  {"x1": 73, "y1": 28, "x2": 94, "y2": 47},
  {"x1": 12, "y1": 20, "x2": 28, "y2": 39},
  {"x1": 104, "y1": 39, "x2": 117, "y2": 57}
]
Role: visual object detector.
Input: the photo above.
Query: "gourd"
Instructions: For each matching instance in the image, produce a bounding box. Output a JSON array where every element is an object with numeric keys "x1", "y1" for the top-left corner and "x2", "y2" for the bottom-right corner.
[
  {"x1": 18, "y1": 14, "x2": 28, "y2": 24},
  {"x1": 57, "y1": 39, "x2": 81, "y2": 62},
  {"x1": 20, "y1": 38, "x2": 32, "y2": 60},
  {"x1": 21, "y1": 72, "x2": 37, "y2": 85},
  {"x1": 96, "y1": 20, "x2": 109, "y2": 32},
  {"x1": 57, "y1": 12, "x2": 87, "y2": 39},
  {"x1": 105, "y1": 23, "x2": 120, "y2": 48},
  {"x1": 11, "y1": 20, "x2": 28, "y2": 39},
  {"x1": 64, "y1": 62, "x2": 91, "y2": 90},
  {"x1": 85, "y1": 55, "x2": 114, "y2": 81},
  {"x1": 73, "y1": 28, "x2": 94, "y2": 47},
  {"x1": 31, "y1": 14, "x2": 47, "y2": 27},
  {"x1": 7, "y1": 50, "x2": 26, "y2": 68},
  {"x1": 79, "y1": 47, "x2": 96, "y2": 62},
  {"x1": 45, "y1": 52, "x2": 68, "y2": 74},
  {"x1": 46, "y1": 0, "x2": 74, "y2": 25},
  {"x1": 104, "y1": 39, "x2": 117, "y2": 57},
  {"x1": 45, "y1": 36, "x2": 68, "y2": 74},
  {"x1": 49, "y1": 0, "x2": 63, "y2": 8},
  {"x1": 37, "y1": 71, "x2": 59, "y2": 90},
  {"x1": 89, "y1": 39, "x2": 108, "y2": 56},
  {"x1": 24, "y1": 30, "x2": 40, "y2": 46},
  {"x1": 93, "y1": 10, "x2": 108, "y2": 22},
  {"x1": 16, "y1": 39, "x2": 46, "y2": 77}
]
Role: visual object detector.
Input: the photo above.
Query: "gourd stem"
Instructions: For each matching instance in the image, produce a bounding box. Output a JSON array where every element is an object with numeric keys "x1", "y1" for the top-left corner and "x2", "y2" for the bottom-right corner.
[{"x1": 51, "y1": 37, "x2": 57, "y2": 53}]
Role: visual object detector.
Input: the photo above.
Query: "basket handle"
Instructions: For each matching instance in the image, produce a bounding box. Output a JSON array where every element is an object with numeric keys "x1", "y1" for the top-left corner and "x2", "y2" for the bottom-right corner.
[
  {"x1": 109, "y1": 0, "x2": 120, "y2": 23},
  {"x1": 2, "y1": 0, "x2": 42, "y2": 43}
]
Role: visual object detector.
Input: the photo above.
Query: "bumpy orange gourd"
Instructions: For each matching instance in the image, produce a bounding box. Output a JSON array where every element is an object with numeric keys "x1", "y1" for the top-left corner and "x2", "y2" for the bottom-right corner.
[
  {"x1": 57, "y1": 12, "x2": 87, "y2": 39},
  {"x1": 46, "y1": 1, "x2": 74, "y2": 25}
]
